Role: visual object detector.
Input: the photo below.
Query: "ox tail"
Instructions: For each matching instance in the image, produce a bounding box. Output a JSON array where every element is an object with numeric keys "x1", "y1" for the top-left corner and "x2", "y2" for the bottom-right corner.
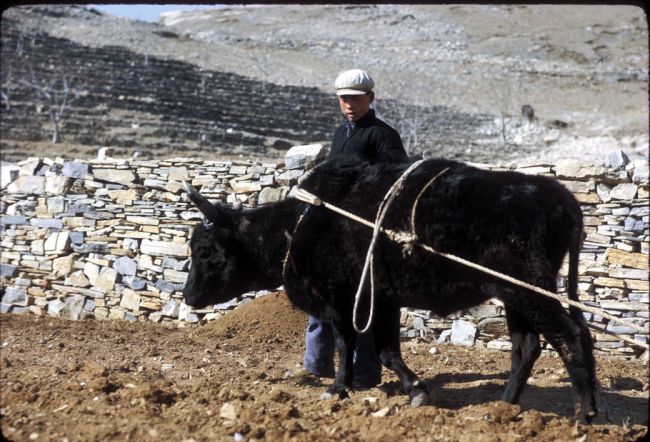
[
  {"x1": 567, "y1": 204, "x2": 585, "y2": 323},
  {"x1": 567, "y1": 199, "x2": 588, "y2": 334},
  {"x1": 567, "y1": 239, "x2": 583, "y2": 323},
  {"x1": 566, "y1": 192, "x2": 607, "y2": 420}
]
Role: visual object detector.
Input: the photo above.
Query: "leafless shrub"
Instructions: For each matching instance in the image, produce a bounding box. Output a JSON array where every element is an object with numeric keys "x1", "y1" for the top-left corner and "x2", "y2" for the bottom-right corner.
[
  {"x1": 470, "y1": 73, "x2": 528, "y2": 147},
  {"x1": 374, "y1": 79, "x2": 428, "y2": 155}
]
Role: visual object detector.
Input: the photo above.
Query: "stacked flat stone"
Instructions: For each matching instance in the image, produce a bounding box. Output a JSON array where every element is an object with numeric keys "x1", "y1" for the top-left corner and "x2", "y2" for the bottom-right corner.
[
  {"x1": 0, "y1": 145, "x2": 324, "y2": 325},
  {"x1": 1, "y1": 148, "x2": 647, "y2": 357}
]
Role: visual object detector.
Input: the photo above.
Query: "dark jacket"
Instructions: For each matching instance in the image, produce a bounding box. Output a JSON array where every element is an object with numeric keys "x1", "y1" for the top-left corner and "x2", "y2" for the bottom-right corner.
[{"x1": 327, "y1": 109, "x2": 408, "y2": 163}]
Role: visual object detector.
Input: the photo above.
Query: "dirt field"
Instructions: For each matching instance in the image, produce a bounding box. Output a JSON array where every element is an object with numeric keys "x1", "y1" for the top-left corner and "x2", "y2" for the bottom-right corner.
[{"x1": 1, "y1": 292, "x2": 647, "y2": 441}]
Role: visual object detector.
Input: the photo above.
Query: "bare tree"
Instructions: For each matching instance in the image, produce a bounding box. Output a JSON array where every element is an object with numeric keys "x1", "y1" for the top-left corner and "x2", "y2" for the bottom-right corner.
[
  {"x1": 254, "y1": 52, "x2": 271, "y2": 92},
  {"x1": 492, "y1": 77, "x2": 514, "y2": 146},
  {"x1": 20, "y1": 64, "x2": 86, "y2": 143},
  {"x1": 14, "y1": 7, "x2": 45, "y2": 53},
  {"x1": 1, "y1": 62, "x2": 14, "y2": 110},
  {"x1": 3, "y1": 8, "x2": 88, "y2": 143},
  {"x1": 404, "y1": 103, "x2": 425, "y2": 154},
  {"x1": 198, "y1": 70, "x2": 212, "y2": 95},
  {"x1": 374, "y1": 79, "x2": 428, "y2": 155},
  {"x1": 137, "y1": 32, "x2": 154, "y2": 67},
  {"x1": 468, "y1": 73, "x2": 528, "y2": 147},
  {"x1": 1, "y1": 18, "x2": 43, "y2": 111}
]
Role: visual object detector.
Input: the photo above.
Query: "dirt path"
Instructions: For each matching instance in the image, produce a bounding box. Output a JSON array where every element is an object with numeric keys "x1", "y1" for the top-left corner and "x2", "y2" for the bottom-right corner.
[{"x1": 1, "y1": 292, "x2": 647, "y2": 441}]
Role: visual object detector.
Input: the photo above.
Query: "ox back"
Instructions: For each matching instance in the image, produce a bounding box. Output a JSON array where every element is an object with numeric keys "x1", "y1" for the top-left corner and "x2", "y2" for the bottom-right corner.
[
  {"x1": 286, "y1": 158, "x2": 581, "y2": 316},
  {"x1": 282, "y1": 157, "x2": 600, "y2": 422}
]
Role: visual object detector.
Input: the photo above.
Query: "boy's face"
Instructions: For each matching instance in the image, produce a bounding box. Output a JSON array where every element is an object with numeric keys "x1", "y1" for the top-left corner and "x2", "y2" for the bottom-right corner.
[{"x1": 338, "y1": 92, "x2": 374, "y2": 122}]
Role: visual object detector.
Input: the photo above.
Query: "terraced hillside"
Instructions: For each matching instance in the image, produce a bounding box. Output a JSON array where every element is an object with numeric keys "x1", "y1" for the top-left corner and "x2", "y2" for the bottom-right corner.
[
  {"x1": 0, "y1": 15, "x2": 337, "y2": 160},
  {"x1": 1, "y1": 4, "x2": 647, "y2": 164},
  {"x1": 0, "y1": 6, "x2": 497, "y2": 162}
]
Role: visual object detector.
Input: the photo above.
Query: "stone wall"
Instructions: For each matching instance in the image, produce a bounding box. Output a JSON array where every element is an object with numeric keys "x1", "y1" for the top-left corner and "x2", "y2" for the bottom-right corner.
[{"x1": 1, "y1": 149, "x2": 648, "y2": 357}]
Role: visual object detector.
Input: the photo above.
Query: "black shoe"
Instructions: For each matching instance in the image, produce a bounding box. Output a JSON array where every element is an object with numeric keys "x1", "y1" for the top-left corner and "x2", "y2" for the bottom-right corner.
[
  {"x1": 287, "y1": 368, "x2": 323, "y2": 387},
  {"x1": 293, "y1": 367, "x2": 335, "y2": 380}
]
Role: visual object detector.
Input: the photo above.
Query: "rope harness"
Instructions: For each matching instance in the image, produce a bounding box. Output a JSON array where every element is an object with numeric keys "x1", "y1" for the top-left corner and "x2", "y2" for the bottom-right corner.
[
  {"x1": 350, "y1": 160, "x2": 429, "y2": 333},
  {"x1": 289, "y1": 163, "x2": 649, "y2": 351}
]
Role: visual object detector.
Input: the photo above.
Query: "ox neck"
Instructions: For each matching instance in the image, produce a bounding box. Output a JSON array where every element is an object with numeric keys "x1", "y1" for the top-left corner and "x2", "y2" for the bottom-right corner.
[{"x1": 237, "y1": 198, "x2": 305, "y2": 284}]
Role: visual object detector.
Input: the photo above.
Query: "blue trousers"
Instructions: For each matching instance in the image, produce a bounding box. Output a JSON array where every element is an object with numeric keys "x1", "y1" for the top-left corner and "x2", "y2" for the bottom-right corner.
[{"x1": 304, "y1": 315, "x2": 382, "y2": 385}]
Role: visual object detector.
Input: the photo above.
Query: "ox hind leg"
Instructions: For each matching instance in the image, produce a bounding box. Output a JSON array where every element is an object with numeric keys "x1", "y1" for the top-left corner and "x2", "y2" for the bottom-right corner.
[
  {"x1": 372, "y1": 305, "x2": 430, "y2": 407},
  {"x1": 501, "y1": 304, "x2": 541, "y2": 404},
  {"x1": 494, "y1": 279, "x2": 598, "y2": 423},
  {"x1": 533, "y1": 301, "x2": 598, "y2": 423}
]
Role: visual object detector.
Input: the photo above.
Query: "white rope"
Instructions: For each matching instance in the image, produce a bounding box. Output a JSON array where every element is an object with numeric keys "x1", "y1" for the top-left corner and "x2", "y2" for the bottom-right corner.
[
  {"x1": 351, "y1": 159, "x2": 425, "y2": 333},
  {"x1": 416, "y1": 243, "x2": 649, "y2": 339},
  {"x1": 586, "y1": 322, "x2": 649, "y2": 351},
  {"x1": 291, "y1": 183, "x2": 650, "y2": 350}
]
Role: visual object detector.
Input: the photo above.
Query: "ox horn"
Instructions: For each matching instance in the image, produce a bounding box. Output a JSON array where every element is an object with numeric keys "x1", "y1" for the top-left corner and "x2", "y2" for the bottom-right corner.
[{"x1": 182, "y1": 179, "x2": 221, "y2": 223}]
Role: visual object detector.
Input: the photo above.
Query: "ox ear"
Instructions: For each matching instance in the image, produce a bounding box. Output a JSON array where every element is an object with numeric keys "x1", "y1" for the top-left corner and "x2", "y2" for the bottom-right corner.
[{"x1": 182, "y1": 180, "x2": 228, "y2": 226}]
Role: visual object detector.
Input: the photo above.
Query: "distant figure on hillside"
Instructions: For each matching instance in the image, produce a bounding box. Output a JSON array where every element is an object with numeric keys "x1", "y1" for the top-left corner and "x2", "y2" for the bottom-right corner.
[
  {"x1": 301, "y1": 69, "x2": 408, "y2": 388},
  {"x1": 521, "y1": 104, "x2": 535, "y2": 122}
]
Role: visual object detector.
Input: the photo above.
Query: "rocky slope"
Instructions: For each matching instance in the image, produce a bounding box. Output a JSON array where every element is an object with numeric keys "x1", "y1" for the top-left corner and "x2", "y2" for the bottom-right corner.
[{"x1": 1, "y1": 4, "x2": 647, "y2": 164}]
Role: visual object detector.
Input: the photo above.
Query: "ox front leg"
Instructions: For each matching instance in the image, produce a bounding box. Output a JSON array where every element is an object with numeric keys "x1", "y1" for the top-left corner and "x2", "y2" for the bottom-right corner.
[
  {"x1": 327, "y1": 319, "x2": 356, "y2": 400},
  {"x1": 374, "y1": 306, "x2": 430, "y2": 407}
]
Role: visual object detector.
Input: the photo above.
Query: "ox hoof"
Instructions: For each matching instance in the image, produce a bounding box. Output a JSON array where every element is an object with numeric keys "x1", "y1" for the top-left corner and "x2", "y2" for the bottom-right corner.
[
  {"x1": 575, "y1": 398, "x2": 598, "y2": 424},
  {"x1": 326, "y1": 383, "x2": 350, "y2": 400},
  {"x1": 410, "y1": 391, "x2": 429, "y2": 408},
  {"x1": 319, "y1": 390, "x2": 349, "y2": 401},
  {"x1": 579, "y1": 409, "x2": 597, "y2": 424}
]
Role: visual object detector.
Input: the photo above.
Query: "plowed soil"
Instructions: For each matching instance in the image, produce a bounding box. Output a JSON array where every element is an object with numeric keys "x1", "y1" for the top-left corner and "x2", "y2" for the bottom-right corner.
[{"x1": 1, "y1": 292, "x2": 648, "y2": 441}]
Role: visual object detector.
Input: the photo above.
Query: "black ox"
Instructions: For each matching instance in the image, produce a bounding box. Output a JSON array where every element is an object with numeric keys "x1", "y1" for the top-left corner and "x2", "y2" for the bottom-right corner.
[{"x1": 182, "y1": 157, "x2": 602, "y2": 422}]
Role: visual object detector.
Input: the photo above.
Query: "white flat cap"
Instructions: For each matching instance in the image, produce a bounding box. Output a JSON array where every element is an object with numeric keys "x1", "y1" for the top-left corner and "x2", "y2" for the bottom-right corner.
[{"x1": 335, "y1": 69, "x2": 374, "y2": 95}]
